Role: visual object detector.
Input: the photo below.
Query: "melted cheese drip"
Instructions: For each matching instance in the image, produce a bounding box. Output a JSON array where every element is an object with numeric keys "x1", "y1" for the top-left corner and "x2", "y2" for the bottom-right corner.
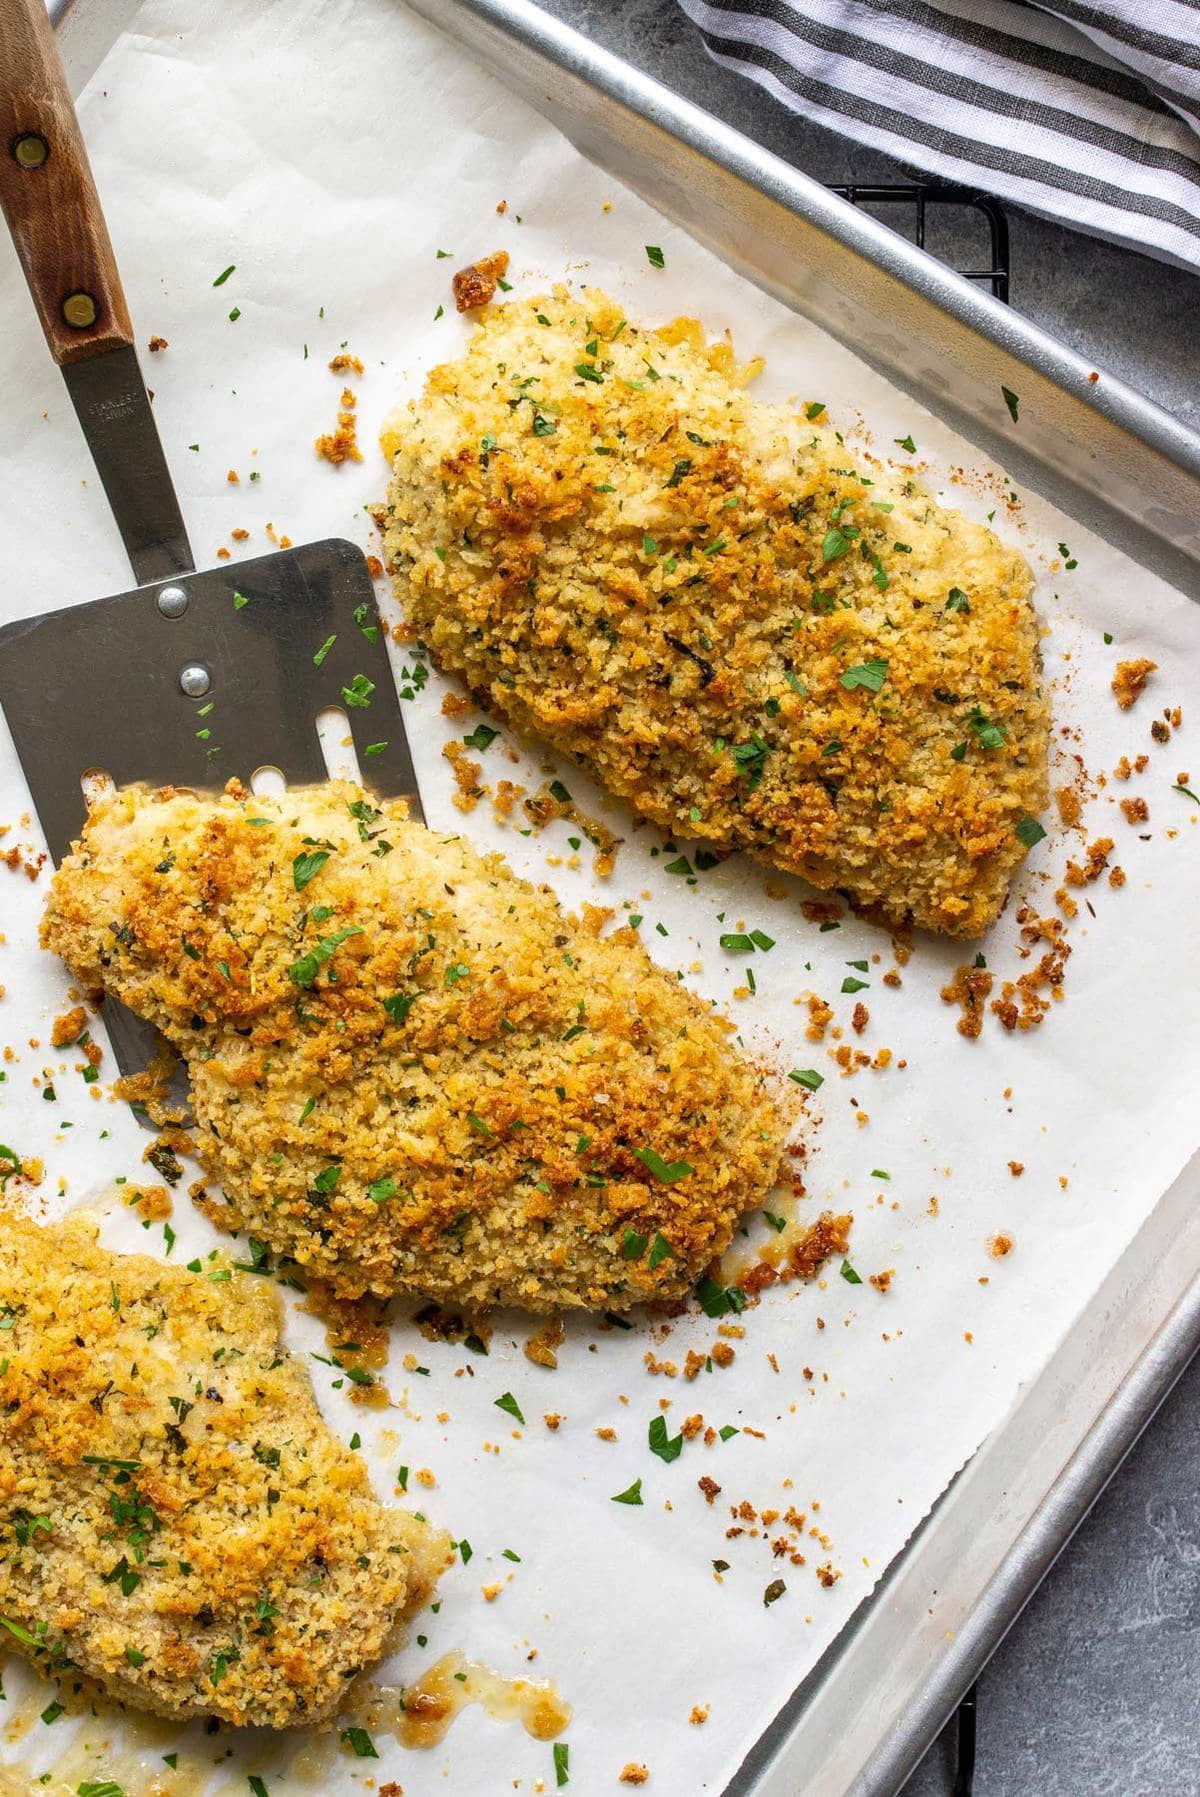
[{"x1": 359, "y1": 1651, "x2": 571, "y2": 1750}]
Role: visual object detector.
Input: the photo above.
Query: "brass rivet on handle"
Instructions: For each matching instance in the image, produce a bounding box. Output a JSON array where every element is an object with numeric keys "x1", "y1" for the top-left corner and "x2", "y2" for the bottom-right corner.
[
  {"x1": 62, "y1": 291, "x2": 98, "y2": 329},
  {"x1": 12, "y1": 133, "x2": 49, "y2": 169}
]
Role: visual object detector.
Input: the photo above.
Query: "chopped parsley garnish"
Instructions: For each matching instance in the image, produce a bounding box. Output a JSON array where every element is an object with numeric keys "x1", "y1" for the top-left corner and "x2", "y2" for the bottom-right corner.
[
  {"x1": 574, "y1": 362, "x2": 604, "y2": 383},
  {"x1": 622, "y1": 1229, "x2": 648, "y2": 1261},
  {"x1": 788, "y1": 1068, "x2": 824, "y2": 1090},
  {"x1": 632, "y1": 1146, "x2": 693, "y2": 1183},
  {"x1": 532, "y1": 412, "x2": 556, "y2": 436},
  {"x1": 764, "y1": 1577, "x2": 787, "y2": 1607},
  {"x1": 342, "y1": 673, "x2": 374, "y2": 708},
  {"x1": 967, "y1": 709, "x2": 1006, "y2": 750},
  {"x1": 763, "y1": 1211, "x2": 787, "y2": 1233},
  {"x1": 212, "y1": 264, "x2": 236, "y2": 286},
  {"x1": 353, "y1": 601, "x2": 380, "y2": 644},
  {"x1": 645, "y1": 244, "x2": 665, "y2": 268},
  {"x1": 648, "y1": 1415, "x2": 683, "y2": 1463},
  {"x1": 841, "y1": 976, "x2": 869, "y2": 994},
  {"x1": 731, "y1": 735, "x2": 770, "y2": 786},
  {"x1": 312, "y1": 633, "x2": 336, "y2": 667},
  {"x1": 611, "y1": 1478, "x2": 643, "y2": 1506},
  {"x1": 647, "y1": 1232, "x2": 673, "y2": 1270},
  {"x1": 233, "y1": 591, "x2": 249, "y2": 610},
  {"x1": 1001, "y1": 385, "x2": 1020, "y2": 423},
  {"x1": 839, "y1": 658, "x2": 888, "y2": 693},
  {"x1": 894, "y1": 434, "x2": 916, "y2": 453},
  {"x1": 444, "y1": 962, "x2": 471, "y2": 986},
  {"x1": 821, "y1": 525, "x2": 856, "y2": 561},
  {"x1": 805, "y1": 401, "x2": 826, "y2": 421},
  {"x1": 287, "y1": 925, "x2": 362, "y2": 987},
  {"x1": 945, "y1": 588, "x2": 971, "y2": 612},
  {"x1": 1173, "y1": 783, "x2": 1200, "y2": 804},
  {"x1": 495, "y1": 1391, "x2": 526, "y2": 1424},
  {"x1": 1015, "y1": 813, "x2": 1046, "y2": 848},
  {"x1": 840, "y1": 1259, "x2": 863, "y2": 1285},
  {"x1": 292, "y1": 849, "x2": 330, "y2": 891},
  {"x1": 695, "y1": 1277, "x2": 746, "y2": 1318},
  {"x1": 340, "y1": 1727, "x2": 378, "y2": 1758},
  {"x1": 382, "y1": 991, "x2": 417, "y2": 1025},
  {"x1": 463, "y1": 724, "x2": 498, "y2": 751},
  {"x1": 554, "y1": 1740, "x2": 571, "y2": 1786},
  {"x1": 368, "y1": 1177, "x2": 397, "y2": 1203}
]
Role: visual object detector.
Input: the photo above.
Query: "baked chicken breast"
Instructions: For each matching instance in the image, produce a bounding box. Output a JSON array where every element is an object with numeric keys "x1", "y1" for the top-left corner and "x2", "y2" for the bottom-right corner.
[
  {"x1": 381, "y1": 289, "x2": 1050, "y2": 937},
  {"x1": 0, "y1": 1212, "x2": 443, "y2": 1728},
  {"x1": 41, "y1": 782, "x2": 785, "y2": 1311}
]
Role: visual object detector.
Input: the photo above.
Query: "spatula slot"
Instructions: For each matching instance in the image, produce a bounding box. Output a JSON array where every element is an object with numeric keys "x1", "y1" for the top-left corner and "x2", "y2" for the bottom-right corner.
[
  {"x1": 316, "y1": 705, "x2": 361, "y2": 784},
  {"x1": 80, "y1": 768, "x2": 115, "y2": 810},
  {"x1": 0, "y1": 540, "x2": 421, "y2": 883},
  {"x1": 249, "y1": 765, "x2": 286, "y2": 799}
]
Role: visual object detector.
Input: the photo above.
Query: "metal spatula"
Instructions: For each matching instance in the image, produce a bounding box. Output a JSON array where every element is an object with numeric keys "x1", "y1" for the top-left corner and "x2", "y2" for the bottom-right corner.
[{"x1": 0, "y1": 0, "x2": 421, "y2": 1077}]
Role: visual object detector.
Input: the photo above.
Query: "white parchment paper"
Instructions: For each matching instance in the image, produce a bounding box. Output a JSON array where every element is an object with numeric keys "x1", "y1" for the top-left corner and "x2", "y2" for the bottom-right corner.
[{"x1": 0, "y1": 1, "x2": 1198, "y2": 1791}]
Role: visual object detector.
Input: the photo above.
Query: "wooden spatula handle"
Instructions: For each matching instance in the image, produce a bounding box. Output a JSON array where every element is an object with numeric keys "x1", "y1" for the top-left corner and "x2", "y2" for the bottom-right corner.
[{"x1": 0, "y1": 0, "x2": 133, "y2": 365}]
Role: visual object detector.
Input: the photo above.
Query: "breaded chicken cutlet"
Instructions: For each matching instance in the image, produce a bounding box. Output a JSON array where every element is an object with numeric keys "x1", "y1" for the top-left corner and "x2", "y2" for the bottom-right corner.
[
  {"x1": 0, "y1": 1212, "x2": 444, "y2": 1728},
  {"x1": 381, "y1": 290, "x2": 1050, "y2": 937},
  {"x1": 41, "y1": 783, "x2": 785, "y2": 1311}
]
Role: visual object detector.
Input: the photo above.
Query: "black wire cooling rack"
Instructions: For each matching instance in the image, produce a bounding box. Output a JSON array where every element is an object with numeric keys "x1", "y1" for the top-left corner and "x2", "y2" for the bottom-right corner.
[{"x1": 828, "y1": 181, "x2": 1011, "y2": 304}]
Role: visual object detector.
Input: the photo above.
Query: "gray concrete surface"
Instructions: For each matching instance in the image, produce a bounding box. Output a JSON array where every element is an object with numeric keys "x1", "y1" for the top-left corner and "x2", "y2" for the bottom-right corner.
[{"x1": 537, "y1": 3, "x2": 1200, "y2": 1792}]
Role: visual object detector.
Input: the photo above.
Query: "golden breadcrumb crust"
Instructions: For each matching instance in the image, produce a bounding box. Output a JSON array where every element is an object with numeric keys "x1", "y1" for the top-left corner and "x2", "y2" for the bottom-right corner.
[
  {"x1": 0, "y1": 1212, "x2": 444, "y2": 1728},
  {"x1": 41, "y1": 783, "x2": 785, "y2": 1311},
  {"x1": 382, "y1": 289, "x2": 1050, "y2": 937}
]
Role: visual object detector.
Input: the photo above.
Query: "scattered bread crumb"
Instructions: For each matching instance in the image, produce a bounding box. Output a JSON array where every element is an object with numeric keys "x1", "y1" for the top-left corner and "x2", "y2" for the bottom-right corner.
[{"x1": 1111, "y1": 658, "x2": 1156, "y2": 709}]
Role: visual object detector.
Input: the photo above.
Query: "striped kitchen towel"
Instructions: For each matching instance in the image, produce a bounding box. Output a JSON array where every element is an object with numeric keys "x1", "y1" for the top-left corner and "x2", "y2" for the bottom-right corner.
[{"x1": 676, "y1": 0, "x2": 1200, "y2": 272}]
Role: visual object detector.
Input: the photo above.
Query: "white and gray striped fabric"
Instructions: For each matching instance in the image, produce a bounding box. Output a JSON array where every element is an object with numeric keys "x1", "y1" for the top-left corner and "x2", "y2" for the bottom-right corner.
[{"x1": 676, "y1": 0, "x2": 1200, "y2": 272}]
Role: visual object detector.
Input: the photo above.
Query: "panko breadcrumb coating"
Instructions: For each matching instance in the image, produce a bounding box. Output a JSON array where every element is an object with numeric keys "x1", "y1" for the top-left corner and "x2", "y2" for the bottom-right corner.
[
  {"x1": 41, "y1": 782, "x2": 785, "y2": 1311},
  {"x1": 0, "y1": 1212, "x2": 444, "y2": 1727},
  {"x1": 382, "y1": 289, "x2": 1050, "y2": 937}
]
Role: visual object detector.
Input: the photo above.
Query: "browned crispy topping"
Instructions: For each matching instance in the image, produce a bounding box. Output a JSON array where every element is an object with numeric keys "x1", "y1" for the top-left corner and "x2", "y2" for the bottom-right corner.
[
  {"x1": 451, "y1": 250, "x2": 510, "y2": 312},
  {"x1": 383, "y1": 290, "x2": 1049, "y2": 937},
  {"x1": 41, "y1": 783, "x2": 786, "y2": 1313},
  {"x1": 0, "y1": 1213, "x2": 444, "y2": 1728}
]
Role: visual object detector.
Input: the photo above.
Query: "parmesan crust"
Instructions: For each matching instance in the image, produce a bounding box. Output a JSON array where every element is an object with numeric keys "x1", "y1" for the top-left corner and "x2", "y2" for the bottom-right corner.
[
  {"x1": 0, "y1": 1212, "x2": 444, "y2": 1727},
  {"x1": 41, "y1": 783, "x2": 785, "y2": 1311},
  {"x1": 382, "y1": 289, "x2": 1050, "y2": 937}
]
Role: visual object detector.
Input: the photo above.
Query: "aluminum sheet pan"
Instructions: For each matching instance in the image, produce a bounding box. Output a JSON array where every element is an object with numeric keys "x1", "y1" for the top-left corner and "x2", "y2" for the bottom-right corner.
[
  {"x1": 392, "y1": 9, "x2": 1200, "y2": 1792},
  {"x1": 45, "y1": 2, "x2": 1200, "y2": 1791}
]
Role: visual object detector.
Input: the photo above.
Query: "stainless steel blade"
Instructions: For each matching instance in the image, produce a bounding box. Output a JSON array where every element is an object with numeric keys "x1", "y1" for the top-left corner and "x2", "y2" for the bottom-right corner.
[
  {"x1": 0, "y1": 537, "x2": 422, "y2": 1077},
  {"x1": 62, "y1": 347, "x2": 193, "y2": 584}
]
